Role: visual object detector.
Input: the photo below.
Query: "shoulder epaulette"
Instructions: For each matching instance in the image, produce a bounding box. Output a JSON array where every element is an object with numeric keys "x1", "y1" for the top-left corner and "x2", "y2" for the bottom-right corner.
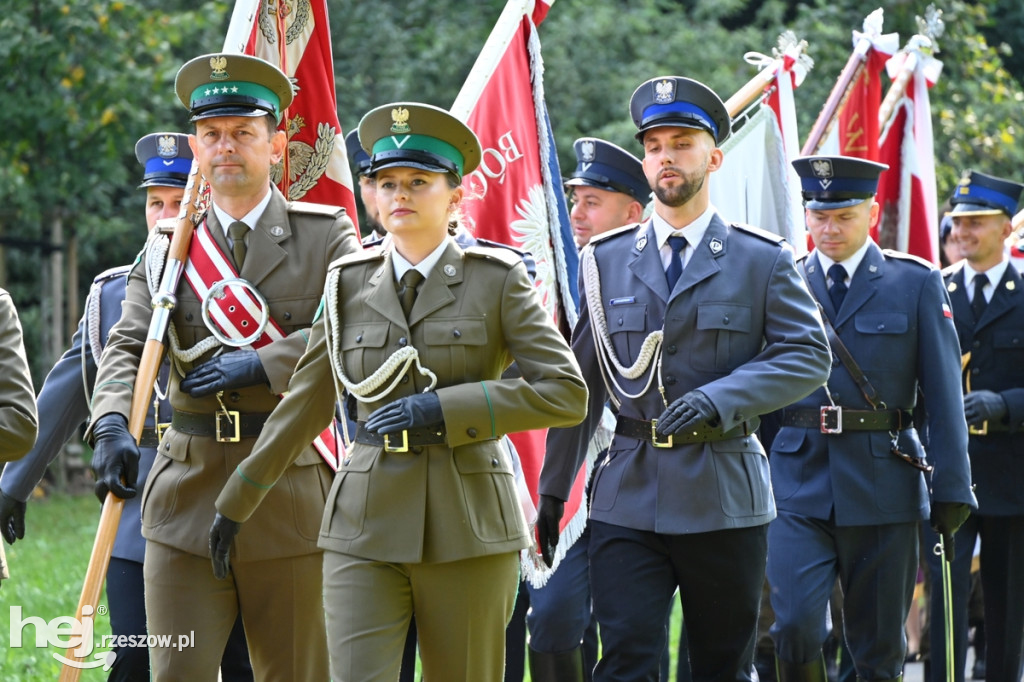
[
  {"x1": 882, "y1": 249, "x2": 934, "y2": 269},
  {"x1": 474, "y1": 237, "x2": 529, "y2": 258},
  {"x1": 731, "y1": 222, "x2": 785, "y2": 244},
  {"x1": 465, "y1": 245, "x2": 522, "y2": 268},
  {"x1": 590, "y1": 222, "x2": 639, "y2": 245},
  {"x1": 92, "y1": 264, "x2": 132, "y2": 285},
  {"x1": 329, "y1": 247, "x2": 384, "y2": 271},
  {"x1": 288, "y1": 201, "x2": 347, "y2": 218},
  {"x1": 941, "y1": 259, "x2": 967, "y2": 278}
]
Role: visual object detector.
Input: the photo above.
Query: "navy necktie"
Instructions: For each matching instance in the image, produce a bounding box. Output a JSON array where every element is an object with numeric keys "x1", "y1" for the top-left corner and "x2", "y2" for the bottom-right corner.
[
  {"x1": 971, "y1": 273, "x2": 989, "y2": 321},
  {"x1": 665, "y1": 236, "x2": 687, "y2": 290},
  {"x1": 828, "y1": 263, "x2": 848, "y2": 312}
]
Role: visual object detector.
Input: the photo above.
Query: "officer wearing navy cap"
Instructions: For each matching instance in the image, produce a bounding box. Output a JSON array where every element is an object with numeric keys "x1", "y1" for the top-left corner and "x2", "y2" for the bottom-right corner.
[
  {"x1": 564, "y1": 137, "x2": 648, "y2": 249},
  {"x1": 345, "y1": 128, "x2": 385, "y2": 242},
  {"x1": 539, "y1": 76, "x2": 831, "y2": 682},
  {"x1": 931, "y1": 170, "x2": 1024, "y2": 682},
  {"x1": 766, "y1": 155, "x2": 975, "y2": 682},
  {"x1": 90, "y1": 52, "x2": 360, "y2": 679}
]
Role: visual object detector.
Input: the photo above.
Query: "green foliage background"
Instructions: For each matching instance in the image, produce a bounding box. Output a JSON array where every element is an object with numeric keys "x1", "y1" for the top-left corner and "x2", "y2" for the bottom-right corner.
[{"x1": 2, "y1": 0, "x2": 1023, "y2": 385}]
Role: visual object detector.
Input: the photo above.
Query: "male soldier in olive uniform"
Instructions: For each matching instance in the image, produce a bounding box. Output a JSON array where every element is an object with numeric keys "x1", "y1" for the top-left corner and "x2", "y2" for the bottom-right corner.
[
  {"x1": 1, "y1": 133, "x2": 253, "y2": 680},
  {"x1": 87, "y1": 54, "x2": 360, "y2": 679}
]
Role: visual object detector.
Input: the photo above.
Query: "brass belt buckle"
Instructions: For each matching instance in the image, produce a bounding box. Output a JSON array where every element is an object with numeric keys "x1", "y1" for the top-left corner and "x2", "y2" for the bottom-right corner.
[
  {"x1": 650, "y1": 420, "x2": 673, "y2": 448},
  {"x1": 968, "y1": 420, "x2": 988, "y2": 436},
  {"x1": 820, "y1": 406, "x2": 843, "y2": 434},
  {"x1": 384, "y1": 430, "x2": 409, "y2": 453},
  {"x1": 216, "y1": 409, "x2": 241, "y2": 443},
  {"x1": 155, "y1": 422, "x2": 170, "y2": 443}
]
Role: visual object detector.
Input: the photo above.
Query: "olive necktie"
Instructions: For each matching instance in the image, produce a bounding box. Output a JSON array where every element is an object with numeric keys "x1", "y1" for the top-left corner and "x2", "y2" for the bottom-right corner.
[
  {"x1": 665, "y1": 236, "x2": 687, "y2": 290},
  {"x1": 828, "y1": 263, "x2": 848, "y2": 312},
  {"x1": 228, "y1": 221, "x2": 249, "y2": 271},
  {"x1": 971, "y1": 273, "x2": 989, "y2": 321},
  {"x1": 398, "y1": 269, "x2": 424, "y2": 318}
]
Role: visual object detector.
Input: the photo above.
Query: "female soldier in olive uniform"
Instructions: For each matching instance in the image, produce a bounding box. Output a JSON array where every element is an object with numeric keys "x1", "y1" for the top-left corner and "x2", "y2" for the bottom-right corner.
[{"x1": 212, "y1": 102, "x2": 588, "y2": 681}]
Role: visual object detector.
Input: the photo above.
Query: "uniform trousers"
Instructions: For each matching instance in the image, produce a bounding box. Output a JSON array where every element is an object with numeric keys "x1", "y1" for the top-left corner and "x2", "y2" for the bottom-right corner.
[
  {"x1": 323, "y1": 549, "x2": 521, "y2": 682},
  {"x1": 107, "y1": 557, "x2": 252, "y2": 681},
  {"x1": 143, "y1": 540, "x2": 327, "y2": 681},
  {"x1": 924, "y1": 514, "x2": 1024, "y2": 682},
  {"x1": 589, "y1": 520, "x2": 766, "y2": 682},
  {"x1": 767, "y1": 512, "x2": 917, "y2": 680}
]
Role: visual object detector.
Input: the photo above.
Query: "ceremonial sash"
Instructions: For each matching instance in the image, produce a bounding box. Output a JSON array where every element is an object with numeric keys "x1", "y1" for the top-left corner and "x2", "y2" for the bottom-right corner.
[{"x1": 183, "y1": 221, "x2": 342, "y2": 471}]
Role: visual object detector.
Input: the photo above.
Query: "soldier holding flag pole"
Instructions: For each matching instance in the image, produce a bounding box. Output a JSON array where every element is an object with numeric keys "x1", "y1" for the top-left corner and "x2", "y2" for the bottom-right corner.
[{"x1": 87, "y1": 52, "x2": 360, "y2": 678}]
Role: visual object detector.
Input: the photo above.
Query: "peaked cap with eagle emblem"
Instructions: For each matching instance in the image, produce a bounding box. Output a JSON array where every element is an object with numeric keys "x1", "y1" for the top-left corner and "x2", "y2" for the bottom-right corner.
[
  {"x1": 629, "y1": 76, "x2": 731, "y2": 145},
  {"x1": 357, "y1": 102, "x2": 481, "y2": 181},
  {"x1": 175, "y1": 53, "x2": 293, "y2": 123},
  {"x1": 948, "y1": 169, "x2": 1024, "y2": 218},
  {"x1": 791, "y1": 155, "x2": 888, "y2": 210},
  {"x1": 134, "y1": 132, "x2": 193, "y2": 189},
  {"x1": 565, "y1": 137, "x2": 649, "y2": 203}
]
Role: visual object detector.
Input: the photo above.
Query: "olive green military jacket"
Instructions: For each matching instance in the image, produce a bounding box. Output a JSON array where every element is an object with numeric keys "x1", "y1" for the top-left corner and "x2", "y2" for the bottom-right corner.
[
  {"x1": 90, "y1": 185, "x2": 360, "y2": 560},
  {"x1": 217, "y1": 239, "x2": 588, "y2": 564},
  {"x1": 0, "y1": 288, "x2": 37, "y2": 462}
]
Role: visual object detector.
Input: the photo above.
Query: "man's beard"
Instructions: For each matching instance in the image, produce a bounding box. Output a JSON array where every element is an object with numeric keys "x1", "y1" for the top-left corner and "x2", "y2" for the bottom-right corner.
[{"x1": 652, "y1": 164, "x2": 707, "y2": 207}]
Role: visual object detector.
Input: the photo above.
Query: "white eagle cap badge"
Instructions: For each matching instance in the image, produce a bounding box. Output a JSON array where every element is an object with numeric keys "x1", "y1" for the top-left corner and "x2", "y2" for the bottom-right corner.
[
  {"x1": 580, "y1": 140, "x2": 596, "y2": 162},
  {"x1": 654, "y1": 79, "x2": 675, "y2": 104},
  {"x1": 811, "y1": 158, "x2": 833, "y2": 189},
  {"x1": 157, "y1": 135, "x2": 178, "y2": 158}
]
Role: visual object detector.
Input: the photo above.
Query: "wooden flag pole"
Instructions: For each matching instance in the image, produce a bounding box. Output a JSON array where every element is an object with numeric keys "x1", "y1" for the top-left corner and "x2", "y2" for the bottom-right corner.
[{"x1": 800, "y1": 8, "x2": 887, "y2": 156}]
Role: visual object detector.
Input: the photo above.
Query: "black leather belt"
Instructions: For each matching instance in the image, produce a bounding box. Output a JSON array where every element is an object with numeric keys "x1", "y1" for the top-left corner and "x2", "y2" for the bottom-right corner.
[
  {"x1": 614, "y1": 415, "x2": 752, "y2": 448},
  {"x1": 780, "y1": 407, "x2": 913, "y2": 433},
  {"x1": 354, "y1": 424, "x2": 446, "y2": 452},
  {"x1": 170, "y1": 410, "x2": 270, "y2": 443}
]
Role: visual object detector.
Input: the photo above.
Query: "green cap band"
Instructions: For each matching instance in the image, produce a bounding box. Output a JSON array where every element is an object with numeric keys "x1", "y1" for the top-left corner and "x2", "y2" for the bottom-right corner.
[
  {"x1": 372, "y1": 134, "x2": 465, "y2": 176},
  {"x1": 189, "y1": 81, "x2": 281, "y2": 118}
]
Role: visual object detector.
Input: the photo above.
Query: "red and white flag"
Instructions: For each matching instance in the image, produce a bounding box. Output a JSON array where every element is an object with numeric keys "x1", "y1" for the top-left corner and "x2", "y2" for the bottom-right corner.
[
  {"x1": 451, "y1": 0, "x2": 587, "y2": 586},
  {"x1": 239, "y1": 0, "x2": 359, "y2": 222},
  {"x1": 874, "y1": 46, "x2": 942, "y2": 264},
  {"x1": 712, "y1": 39, "x2": 810, "y2": 252}
]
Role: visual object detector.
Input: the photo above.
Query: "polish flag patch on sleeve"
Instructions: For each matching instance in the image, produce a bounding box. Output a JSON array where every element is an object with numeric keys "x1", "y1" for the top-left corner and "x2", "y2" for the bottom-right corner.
[{"x1": 943, "y1": 303, "x2": 953, "y2": 318}]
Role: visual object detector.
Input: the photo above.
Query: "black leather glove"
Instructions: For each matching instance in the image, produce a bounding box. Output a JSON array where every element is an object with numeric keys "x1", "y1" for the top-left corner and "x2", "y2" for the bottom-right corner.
[
  {"x1": 537, "y1": 494, "x2": 564, "y2": 569},
  {"x1": 364, "y1": 393, "x2": 443, "y2": 435},
  {"x1": 655, "y1": 390, "x2": 719, "y2": 437},
  {"x1": 180, "y1": 350, "x2": 268, "y2": 398},
  {"x1": 930, "y1": 501, "x2": 971, "y2": 562},
  {"x1": 0, "y1": 489, "x2": 27, "y2": 545},
  {"x1": 91, "y1": 414, "x2": 141, "y2": 503},
  {"x1": 209, "y1": 513, "x2": 243, "y2": 580},
  {"x1": 963, "y1": 390, "x2": 1007, "y2": 427}
]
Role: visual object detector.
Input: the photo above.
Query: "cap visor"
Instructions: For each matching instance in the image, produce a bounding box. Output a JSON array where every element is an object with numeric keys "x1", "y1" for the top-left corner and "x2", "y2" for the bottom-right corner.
[
  {"x1": 190, "y1": 106, "x2": 270, "y2": 122},
  {"x1": 948, "y1": 203, "x2": 1005, "y2": 217},
  {"x1": 804, "y1": 197, "x2": 869, "y2": 211},
  {"x1": 368, "y1": 159, "x2": 452, "y2": 176}
]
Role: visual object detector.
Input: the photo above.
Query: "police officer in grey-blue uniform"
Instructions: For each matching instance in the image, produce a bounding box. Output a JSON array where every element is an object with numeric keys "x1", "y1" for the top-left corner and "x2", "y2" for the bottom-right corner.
[
  {"x1": 538, "y1": 76, "x2": 832, "y2": 682},
  {"x1": 527, "y1": 136, "x2": 651, "y2": 682},
  {"x1": 767, "y1": 156, "x2": 976, "y2": 682},
  {"x1": 0, "y1": 133, "x2": 252, "y2": 681},
  {"x1": 930, "y1": 170, "x2": 1024, "y2": 682}
]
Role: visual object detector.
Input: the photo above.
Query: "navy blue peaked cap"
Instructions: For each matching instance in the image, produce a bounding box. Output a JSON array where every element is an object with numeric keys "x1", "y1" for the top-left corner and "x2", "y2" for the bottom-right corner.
[
  {"x1": 949, "y1": 170, "x2": 1024, "y2": 217},
  {"x1": 629, "y1": 76, "x2": 731, "y2": 145},
  {"x1": 791, "y1": 156, "x2": 888, "y2": 210},
  {"x1": 565, "y1": 138, "x2": 649, "y2": 203}
]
